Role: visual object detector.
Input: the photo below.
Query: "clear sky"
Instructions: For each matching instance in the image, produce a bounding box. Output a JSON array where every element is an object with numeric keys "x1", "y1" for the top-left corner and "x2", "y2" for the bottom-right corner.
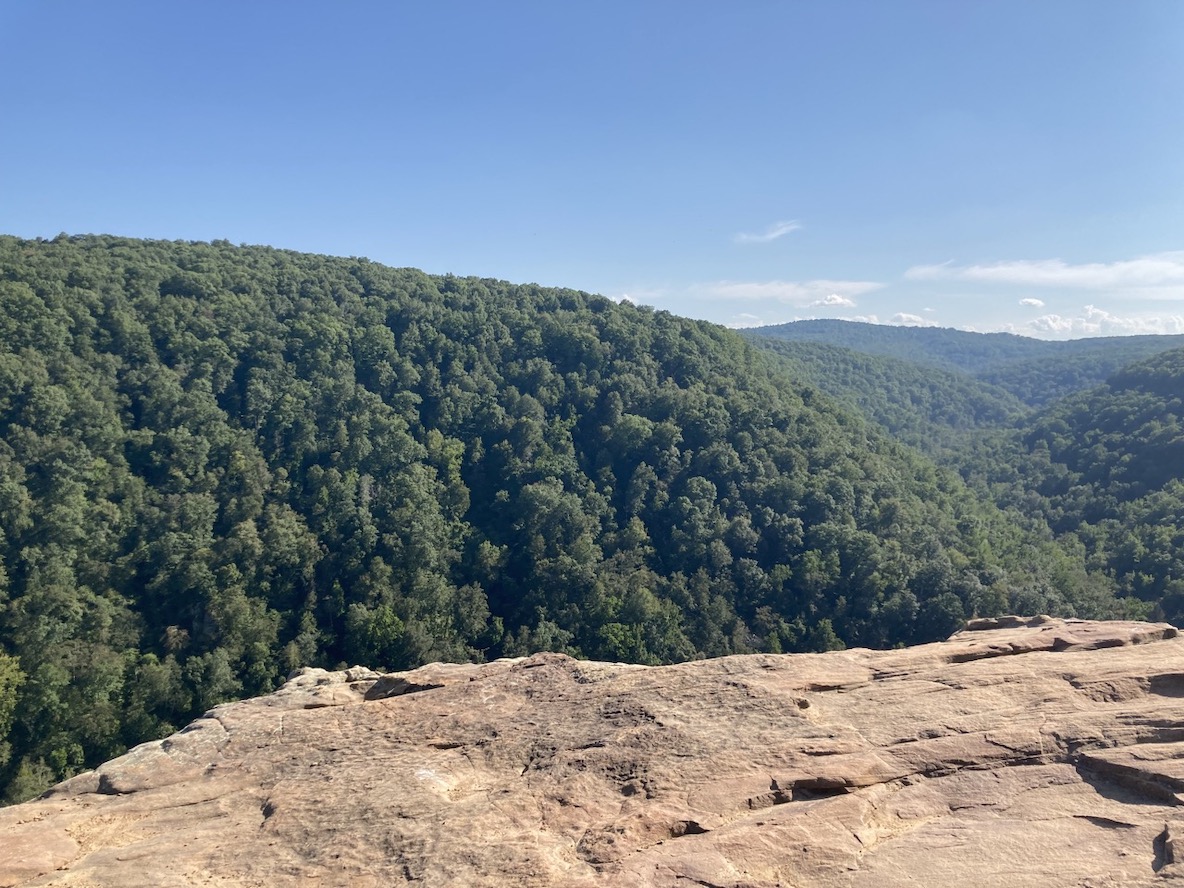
[{"x1": 2, "y1": 1, "x2": 1182, "y2": 338}]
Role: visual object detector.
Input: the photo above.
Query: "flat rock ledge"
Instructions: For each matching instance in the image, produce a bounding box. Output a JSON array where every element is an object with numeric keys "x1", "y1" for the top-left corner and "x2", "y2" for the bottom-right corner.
[{"x1": 4, "y1": 618, "x2": 1184, "y2": 886}]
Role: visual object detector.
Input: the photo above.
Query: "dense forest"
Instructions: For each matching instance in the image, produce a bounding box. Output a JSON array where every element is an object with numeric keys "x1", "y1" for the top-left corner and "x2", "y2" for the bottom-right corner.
[
  {"x1": 750, "y1": 321, "x2": 1184, "y2": 632},
  {"x1": 960, "y1": 349, "x2": 1184, "y2": 620},
  {"x1": 750, "y1": 338, "x2": 1027, "y2": 459},
  {"x1": 0, "y1": 235, "x2": 1151, "y2": 803}
]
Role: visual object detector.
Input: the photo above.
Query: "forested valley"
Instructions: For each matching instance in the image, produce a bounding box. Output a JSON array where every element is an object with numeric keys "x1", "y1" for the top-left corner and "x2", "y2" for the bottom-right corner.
[
  {"x1": 752, "y1": 318, "x2": 1184, "y2": 408},
  {"x1": 0, "y1": 235, "x2": 1167, "y2": 803},
  {"x1": 749, "y1": 325, "x2": 1184, "y2": 628}
]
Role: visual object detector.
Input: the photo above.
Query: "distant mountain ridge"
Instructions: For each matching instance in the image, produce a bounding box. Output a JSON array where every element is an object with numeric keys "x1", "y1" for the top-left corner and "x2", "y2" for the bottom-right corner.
[{"x1": 748, "y1": 319, "x2": 1184, "y2": 406}]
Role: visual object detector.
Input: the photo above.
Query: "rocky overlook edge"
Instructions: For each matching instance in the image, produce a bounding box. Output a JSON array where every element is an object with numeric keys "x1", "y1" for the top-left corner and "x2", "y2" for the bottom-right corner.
[{"x1": 3, "y1": 617, "x2": 1184, "y2": 887}]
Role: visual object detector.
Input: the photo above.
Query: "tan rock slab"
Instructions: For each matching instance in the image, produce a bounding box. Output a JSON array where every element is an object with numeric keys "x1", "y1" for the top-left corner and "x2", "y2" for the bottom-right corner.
[{"x1": 3, "y1": 618, "x2": 1184, "y2": 886}]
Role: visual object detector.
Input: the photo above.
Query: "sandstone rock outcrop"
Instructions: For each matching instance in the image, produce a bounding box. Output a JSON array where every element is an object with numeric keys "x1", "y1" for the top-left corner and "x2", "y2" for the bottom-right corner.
[{"x1": 4, "y1": 617, "x2": 1184, "y2": 886}]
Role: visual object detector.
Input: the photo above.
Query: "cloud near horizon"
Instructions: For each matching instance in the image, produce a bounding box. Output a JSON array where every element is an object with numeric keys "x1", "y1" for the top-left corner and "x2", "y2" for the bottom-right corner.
[
  {"x1": 905, "y1": 251, "x2": 1184, "y2": 295},
  {"x1": 702, "y1": 279, "x2": 883, "y2": 305},
  {"x1": 727, "y1": 309, "x2": 938, "y2": 331},
  {"x1": 890, "y1": 312, "x2": 935, "y2": 327},
  {"x1": 724, "y1": 312, "x2": 765, "y2": 329},
  {"x1": 1019, "y1": 297, "x2": 1045, "y2": 308},
  {"x1": 733, "y1": 220, "x2": 802, "y2": 244},
  {"x1": 811, "y1": 293, "x2": 857, "y2": 308},
  {"x1": 847, "y1": 313, "x2": 937, "y2": 328},
  {"x1": 1024, "y1": 305, "x2": 1184, "y2": 338}
]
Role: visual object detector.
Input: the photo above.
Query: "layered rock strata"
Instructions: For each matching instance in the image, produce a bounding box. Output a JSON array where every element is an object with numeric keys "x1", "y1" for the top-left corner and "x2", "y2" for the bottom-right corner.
[{"x1": 3, "y1": 617, "x2": 1184, "y2": 886}]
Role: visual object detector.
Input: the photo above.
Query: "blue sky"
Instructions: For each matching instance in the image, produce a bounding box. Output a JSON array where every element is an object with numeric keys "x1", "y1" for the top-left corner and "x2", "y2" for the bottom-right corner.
[{"x1": 2, "y1": 1, "x2": 1182, "y2": 338}]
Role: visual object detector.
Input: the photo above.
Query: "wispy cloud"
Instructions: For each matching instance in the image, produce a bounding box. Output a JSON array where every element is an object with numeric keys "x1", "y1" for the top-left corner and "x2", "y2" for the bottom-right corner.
[
  {"x1": 1019, "y1": 297, "x2": 1045, "y2": 308},
  {"x1": 905, "y1": 251, "x2": 1184, "y2": 294},
  {"x1": 734, "y1": 220, "x2": 802, "y2": 244},
  {"x1": 703, "y1": 279, "x2": 883, "y2": 305}
]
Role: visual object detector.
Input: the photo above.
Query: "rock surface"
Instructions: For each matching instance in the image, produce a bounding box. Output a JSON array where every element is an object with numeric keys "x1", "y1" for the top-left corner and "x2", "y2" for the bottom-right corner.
[{"x1": 5, "y1": 617, "x2": 1184, "y2": 886}]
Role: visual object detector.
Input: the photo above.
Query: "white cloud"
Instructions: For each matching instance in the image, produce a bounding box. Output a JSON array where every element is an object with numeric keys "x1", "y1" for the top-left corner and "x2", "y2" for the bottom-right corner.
[
  {"x1": 734, "y1": 220, "x2": 802, "y2": 244},
  {"x1": 1019, "y1": 297, "x2": 1045, "y2": 308},
  {"x1": 703, "y1": 279, "x2": 883, "y2": 305},
  {"x1": 611, "y1": 287, "x2": 667, "y2": 306},
  {"x1": 905, "y1": 251, "x2": 1184, "y2": 295},
  {"x1": 890, "y1": 312, "x2": 936, "y2": 327},
  {"x1": 1028, "y1": 315, "x2": 1074, "y2": 335},
  {"x1": 1025, "y1": 305, "x2": 1184, "y2": 338},
  {"x1": 725, "y1": 313, "x2": 766, "y2": 329},
  {"x1": 810, "y1": 293, "x2": 857, "y2": 308}
]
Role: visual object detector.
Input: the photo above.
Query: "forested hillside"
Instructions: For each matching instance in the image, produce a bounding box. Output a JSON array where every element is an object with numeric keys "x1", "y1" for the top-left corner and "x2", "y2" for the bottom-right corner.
[
  {"x1": 749, "y1": 321, "x2": 1184, "y2": 632},
  {"x1": 751, "y1": 320, "x2": 1046, "y2": 375},
  {"x1": 751, "y1": 320, "x2": 1184, "y2": 406},
  {"x1": 960, "y1": 349, "x2": 1184, "y2": 621},
  {"x1": 0, "y1": 235, "x2": 1122, "y2": 802},
  {"x1": 750, "y1": 338, "x2": 1027, "y2": 458}
]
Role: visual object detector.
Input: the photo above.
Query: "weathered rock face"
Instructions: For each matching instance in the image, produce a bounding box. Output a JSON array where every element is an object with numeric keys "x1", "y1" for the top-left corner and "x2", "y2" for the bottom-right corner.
[{"x1": 5, "y1": 617, "x2": 1184, "y2": 887}]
